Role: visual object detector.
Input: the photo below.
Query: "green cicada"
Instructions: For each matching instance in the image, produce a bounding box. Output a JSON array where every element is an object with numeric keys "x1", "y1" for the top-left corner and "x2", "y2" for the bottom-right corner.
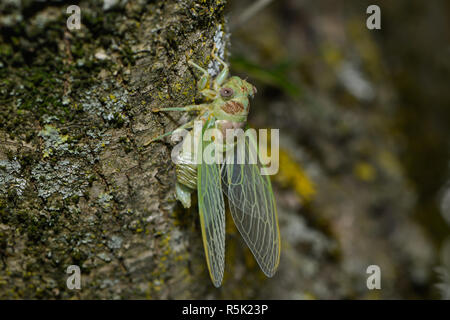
[{"x1": 149, "y1": 46, "x2": 280, "y2": 287}]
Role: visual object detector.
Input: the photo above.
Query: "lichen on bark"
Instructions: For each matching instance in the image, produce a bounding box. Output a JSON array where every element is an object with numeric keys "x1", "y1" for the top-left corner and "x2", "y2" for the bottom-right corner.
[{"x1": 0, "y1": 0, "x2": 233, "y2": 299}]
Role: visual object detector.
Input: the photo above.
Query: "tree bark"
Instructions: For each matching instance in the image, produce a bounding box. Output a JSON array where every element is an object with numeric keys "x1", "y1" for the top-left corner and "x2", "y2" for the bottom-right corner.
[{"x1": 0, "y1": 0, "x2": 231, "y2": 299}]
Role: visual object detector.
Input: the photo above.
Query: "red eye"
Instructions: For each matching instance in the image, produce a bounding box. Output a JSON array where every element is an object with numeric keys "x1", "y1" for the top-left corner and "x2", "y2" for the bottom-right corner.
[{"x1": 220, "y1": 87, "x2": 234, "y2": 97}]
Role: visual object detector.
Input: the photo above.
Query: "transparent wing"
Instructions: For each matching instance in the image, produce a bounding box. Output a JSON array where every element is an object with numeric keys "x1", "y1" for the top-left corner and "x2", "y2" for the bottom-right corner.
[
  {"x1": 197, "y1": 119, "x2": 226, "y2": 287},
  {"x1": 222, "y1": 134, "x2": 280, "y2": 277}
]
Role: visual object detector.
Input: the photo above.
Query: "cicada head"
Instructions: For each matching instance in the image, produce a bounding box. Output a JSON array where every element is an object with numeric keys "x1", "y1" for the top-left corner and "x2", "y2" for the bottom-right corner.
[{"x1": 213, "y1": 76, "x2": 257, "y2": 122}]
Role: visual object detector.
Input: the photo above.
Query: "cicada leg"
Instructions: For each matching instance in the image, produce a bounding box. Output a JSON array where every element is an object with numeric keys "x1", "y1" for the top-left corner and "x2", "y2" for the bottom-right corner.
[
  {"x1": 211, "y1": 44, "x2": 229, "y2": 88},
  {"x1": 188, "y1": 60, "x2": 210, "y2": 91},
  {"x1": 152, "y1": 103, "x2": 209, "y2": 112},
  {"x1": 198, "y1": 88, "x2": 217, "y2": 100},
  {"x1": 147, "y1": 100, "x2": 212, "y2": 145},
  {"x1": 144, "y1": 118, "x2": 196, "y2": 145}
]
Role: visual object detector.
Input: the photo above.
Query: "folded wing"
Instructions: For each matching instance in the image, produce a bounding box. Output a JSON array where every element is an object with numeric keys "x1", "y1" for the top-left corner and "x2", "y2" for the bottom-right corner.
[
  {"x1": 222, "y1": 136, "x2": 280, "y2": 277},
  {"x1": 197, "y1": 118, "x2": 226, "y2": 287}
]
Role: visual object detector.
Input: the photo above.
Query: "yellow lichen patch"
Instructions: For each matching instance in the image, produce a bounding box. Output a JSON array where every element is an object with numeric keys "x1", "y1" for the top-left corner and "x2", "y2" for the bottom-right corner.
[
  {"x1": 275, "y1": 149, "x2": 316, "y2": 202},
  {"x1": 302, "y1": 292, "x2": 316, "y2": 300},
  {"x1": 175, "y1": 253, "x2": 186, "y2": 262},
  {"x1": 365, "y1": 289, "x2": 381, "y2": 300},
  {"x1": 321, "y1": 42, "x2": 344, "y2": 68},
  {"x1": 38, "y1": 125, "x2": 71, "y2": 159},
  {"x1": 354, "y1": 161, "x2": 376, "y2": 182}
]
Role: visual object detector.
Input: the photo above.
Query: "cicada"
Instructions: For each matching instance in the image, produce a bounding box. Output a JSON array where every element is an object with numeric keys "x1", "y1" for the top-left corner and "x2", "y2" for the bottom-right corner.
[{"x1": 149, "y1": 46, "x2": 280, "y2": 287}]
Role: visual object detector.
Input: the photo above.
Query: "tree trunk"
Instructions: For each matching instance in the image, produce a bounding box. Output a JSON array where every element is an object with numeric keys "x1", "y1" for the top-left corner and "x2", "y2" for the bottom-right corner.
[{"x1": 0, "y1": 0, "x2": 231, "y2": 299}]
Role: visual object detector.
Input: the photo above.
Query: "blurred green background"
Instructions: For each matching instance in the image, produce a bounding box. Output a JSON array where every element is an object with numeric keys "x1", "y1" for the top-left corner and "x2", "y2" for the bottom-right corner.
[{"x1": 226, "y1": 0, "x2": 450, "y2": 298}]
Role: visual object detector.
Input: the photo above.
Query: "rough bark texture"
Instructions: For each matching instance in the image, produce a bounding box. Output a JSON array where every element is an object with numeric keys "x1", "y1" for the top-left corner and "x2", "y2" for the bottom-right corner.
[
  {"x1": 0, "y1": 0, "x2": 233, "y2": 299},
  {"x1": 0, "y1": 0, "x2": 447, "y2": 299}
]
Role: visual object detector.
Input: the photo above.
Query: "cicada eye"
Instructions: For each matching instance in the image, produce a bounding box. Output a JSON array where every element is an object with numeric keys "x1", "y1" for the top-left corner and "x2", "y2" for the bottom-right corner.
[{"x1": 220, "y1": 87, "x2": 234, "y2": 98}]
